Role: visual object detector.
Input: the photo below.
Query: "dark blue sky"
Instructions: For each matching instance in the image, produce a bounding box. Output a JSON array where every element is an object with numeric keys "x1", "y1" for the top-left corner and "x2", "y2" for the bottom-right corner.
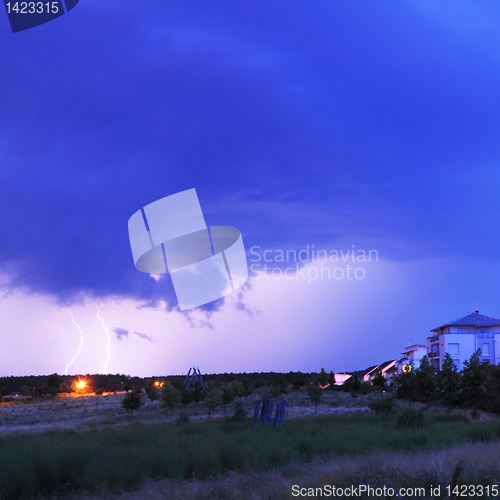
[{"x1": 1, "y1": 1, "x2": 500, "y2": 376}]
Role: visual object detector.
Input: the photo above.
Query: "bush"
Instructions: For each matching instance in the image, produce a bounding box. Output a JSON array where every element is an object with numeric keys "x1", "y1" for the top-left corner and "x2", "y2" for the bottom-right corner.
[
  {"x1": 121, "y1": 390, "x2": 144, "y2": 412},
  {"x1": 227, "y1": 400, "x2": 247, "y2": 422},
  {"x1": 396, "y1": 407, "x2": 427, "y2": 428},
  {"x1": 368, "y1": 396, "x2": 396, "y2": 416},
  {"x1": 176, "y1": 412, "x2": 189, "y2": 424}
]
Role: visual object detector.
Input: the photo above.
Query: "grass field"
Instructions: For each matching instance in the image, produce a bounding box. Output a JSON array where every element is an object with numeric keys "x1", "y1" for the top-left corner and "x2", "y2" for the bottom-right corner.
[
  {"x1": 1, "y1": 412, "x2": 500, "y2": 499},
  {"x1": 76, "y1": 440, "x2": 500, "y2": 500}
]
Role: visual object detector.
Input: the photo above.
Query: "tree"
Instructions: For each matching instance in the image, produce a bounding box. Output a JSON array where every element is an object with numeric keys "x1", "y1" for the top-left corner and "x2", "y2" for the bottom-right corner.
[
  {"x1": 396, "y1": 362, "x2": 416, "y2": 402},
  {"x1": 269, "y1": 376, "x2": 288, "y2": 400},
  {"x1": 180, "y1": 386, "x2": 194, "y2": 414},
  {"x1": 160, "y1": 385, "x2": 182, "y2": 419},
  {"x1": 228, "y1": 400, "x2": 247, "y2": 422},
  {"x1": 241, "y1": 377, "x2": 255, "y2": 398},
  {"x1": 371, "y1": 371, "x2": 386, "y2": 389},
  {"x1": 204, "y1": 386, "x2": 223, "y2": 419},
  {"x1": 121, "y1": 389, "x2": 144, "y2": 415},
  {"x1": 318, "y1": 368, "x2": 329, "y2": 388},
  {"x1": 42, "y1": 373, "x2": 63, "y2": 397},
  {"x1": 307, "y1": 383, "x2": 323, "y2": 415},
  {"x1": 227, "y1": 380, "x2": 244, "y2": 399},
  {"x1": 144, "y1": 379, "x2": 160, "y2": 406},
  {"x1": 20, "y1": 386, "x2": 32, "y2": 398},
  {"x1": 436, "y1": 353, "x2": 460, "y2": 410},
  {"x1": 461, "y1": 349, "x2": 488, "y2": 410},
  {"x1": 190, "y1": 381, "x2": 206, "y2": 403},
  {"x1": 414, "y1": 356, "x2": 436, "y2": 406},
  {"x1": 328, "y1": 371, "x2": 336, "y2": 390},
  {"x1": 292, "y1": 372, "x2": 306, "y2": 390},
  {"x1": 485, "y1": 364, "x2": 500, "y2": 414},
  {"x1": 221, "y1": 385, "x2": 235, "y2": 414}
]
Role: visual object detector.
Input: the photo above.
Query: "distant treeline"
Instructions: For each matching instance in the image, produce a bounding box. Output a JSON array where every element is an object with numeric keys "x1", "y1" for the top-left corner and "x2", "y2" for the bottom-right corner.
[{"x1": 0, "y1": 371, "x2": 323, "y2": 397}]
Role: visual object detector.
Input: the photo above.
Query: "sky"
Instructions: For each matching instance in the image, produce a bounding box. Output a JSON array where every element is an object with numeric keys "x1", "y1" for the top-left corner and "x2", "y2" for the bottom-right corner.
[{"x1": 1, "y1": 0, "x2": 500, "y2": 377}]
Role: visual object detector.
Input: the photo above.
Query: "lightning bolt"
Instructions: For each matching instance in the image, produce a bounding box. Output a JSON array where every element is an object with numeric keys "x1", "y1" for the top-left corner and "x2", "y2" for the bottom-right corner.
[
  {"x1": 66, "y1": 310, "x2": 84, "y2": 375},
  {"x1": 96, "y1": 305, "x2": 111, "y2": 374}
]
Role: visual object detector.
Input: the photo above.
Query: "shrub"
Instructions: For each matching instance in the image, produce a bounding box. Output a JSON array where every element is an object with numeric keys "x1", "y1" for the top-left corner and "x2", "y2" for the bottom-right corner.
[
  {"x1": 121, "y1": 390, "x2": 144, "y2": 412},
  {"x1": 368, "y1": 396, "x2": 396, "y2": 416},
  {"x1": 176, "y1": 412, "x2": 189, "y2": 424},
  {"x1": 307, "y1": 384, "x2": 322, "y2": 414},
  {"x1": 227, "y1": 400, "x2": 247, "y2": 422},
  {"x1": 396, "y1": 407, "x2": 427, "y2": 428}
]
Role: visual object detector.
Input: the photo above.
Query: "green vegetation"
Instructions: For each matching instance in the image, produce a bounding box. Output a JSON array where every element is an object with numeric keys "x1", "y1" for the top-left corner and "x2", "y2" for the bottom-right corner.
[
  {"x1": 160, "y1": 384, "x2": 182, "y2": 417},
  {"x1": 121, "y1": 389, "x2": 144, "y2": 413},
  {"x1": 1, "y1": 413, "x2": 500, "y2": 498},
  {"x1": 307, "y1": 383, "x2": 322, "y2": 414},
  {"x1": 367, "y1": 395, "x2": 396, "y2": 416},
  {"x1": 227, "y1": 399, "x2": 248, "y2": 422},
  {"x1": 144, "y1": 379, "x2": 160, "y2": 405},
  {"x1": 396, "y1": 407, "x2": 428, "y2": 428},
  {"x1": 204, "y1": 386, "x2": 223, "y2": 419},
  {"x1": 396, "y1": 350, "x2": 500, "y2": 415}
]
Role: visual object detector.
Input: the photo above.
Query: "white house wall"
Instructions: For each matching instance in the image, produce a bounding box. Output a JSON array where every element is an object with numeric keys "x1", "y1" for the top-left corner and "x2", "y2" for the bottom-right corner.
[{"x1": 440, "y1": 333, "x2": 477, "y2": 371}]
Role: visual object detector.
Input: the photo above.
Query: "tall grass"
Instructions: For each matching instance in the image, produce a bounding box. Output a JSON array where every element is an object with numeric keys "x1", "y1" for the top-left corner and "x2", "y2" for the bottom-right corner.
[
  {"x1": 0, "y1": 414, "x2": 499, "y2": 498},
  {"x1": 101, "y1": 440, "x2": 500, "y2": 500}
]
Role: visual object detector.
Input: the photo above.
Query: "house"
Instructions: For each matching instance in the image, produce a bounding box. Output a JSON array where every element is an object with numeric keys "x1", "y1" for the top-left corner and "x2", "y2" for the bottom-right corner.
[
  {"x1": 377, "y1": 360, "x2": 399, "y2": 386},
  {"x1": 333, "y1": 373, "x2": 353, "y2": 385},
  {"x1": 351, "y1": 364, "x2": 379, "y2": 383},
  {"x1": 397, "y1": 344, "x2": 427, "y2": 374},
  {"x1": 350, "y1": 360, "x2": 397, "y2": 384},
  {"x1": 426, "y1": 310, "x2": 500, "y2": 371}
]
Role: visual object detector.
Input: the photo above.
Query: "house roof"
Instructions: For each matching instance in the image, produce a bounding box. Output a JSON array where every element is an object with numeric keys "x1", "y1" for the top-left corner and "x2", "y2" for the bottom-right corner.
[
  {"x1": 352, "y1": 360, "x2": 397, "y2": 379},
  {"x1": 432, "y1": 311, "x2": 500, "y2": 332},
  {"x1": 376, "y1": 360, "x2": 397, "y2": 372}
]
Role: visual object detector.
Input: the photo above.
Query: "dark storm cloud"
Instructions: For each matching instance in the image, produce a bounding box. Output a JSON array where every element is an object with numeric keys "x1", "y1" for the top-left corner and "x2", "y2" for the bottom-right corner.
[
  {"x1": 113, "y1": 327, "x2": 129, "y2": 341},
  {"x1": 113, "y1": 327, "x2": 153, "y2": 342},
  {"x1": 1, "y1": 1, "x2": 500, "y2": 305},
  {"x1": 133, "y1": 331, "x2": 153, "y2": 342}
]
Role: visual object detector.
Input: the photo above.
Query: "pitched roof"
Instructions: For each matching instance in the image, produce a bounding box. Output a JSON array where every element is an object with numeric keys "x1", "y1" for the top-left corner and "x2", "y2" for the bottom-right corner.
[
  {"x1": 376, "y1": 360, "x2": 397, "y2": 372},
  {"x1": 352, "y1": 360, "x2": 397, "y2": 379},
  {"x1": 351, "y1": 365, "x2": 379, "y2": 378},
  {"x1": 432, "y1": 311, "x2": 500, "y2": 331}
]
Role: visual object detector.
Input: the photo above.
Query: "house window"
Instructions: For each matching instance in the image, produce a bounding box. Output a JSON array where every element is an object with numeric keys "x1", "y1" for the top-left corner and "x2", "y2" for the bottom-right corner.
[
  {"x1": 482, "y1": 343, "x2": 490, "y2": 357},
  {"x1": 448, "y1": 343, "x2": 459, "y2": 356}
]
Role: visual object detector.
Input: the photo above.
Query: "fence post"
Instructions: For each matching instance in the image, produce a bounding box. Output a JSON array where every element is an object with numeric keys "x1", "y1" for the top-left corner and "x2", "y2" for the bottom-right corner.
[{"x1": 273, "y1": 400, "x2": 286, "y2": 428}]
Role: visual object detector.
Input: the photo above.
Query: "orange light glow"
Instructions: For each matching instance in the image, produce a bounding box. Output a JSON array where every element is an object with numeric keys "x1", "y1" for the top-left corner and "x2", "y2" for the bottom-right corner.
[
  {"x1": 73, "y1": 377, "x2": 88, "y2": 394},
  {"x1": 153, "y1": 380, "x2": 165, "y2": 388}
]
